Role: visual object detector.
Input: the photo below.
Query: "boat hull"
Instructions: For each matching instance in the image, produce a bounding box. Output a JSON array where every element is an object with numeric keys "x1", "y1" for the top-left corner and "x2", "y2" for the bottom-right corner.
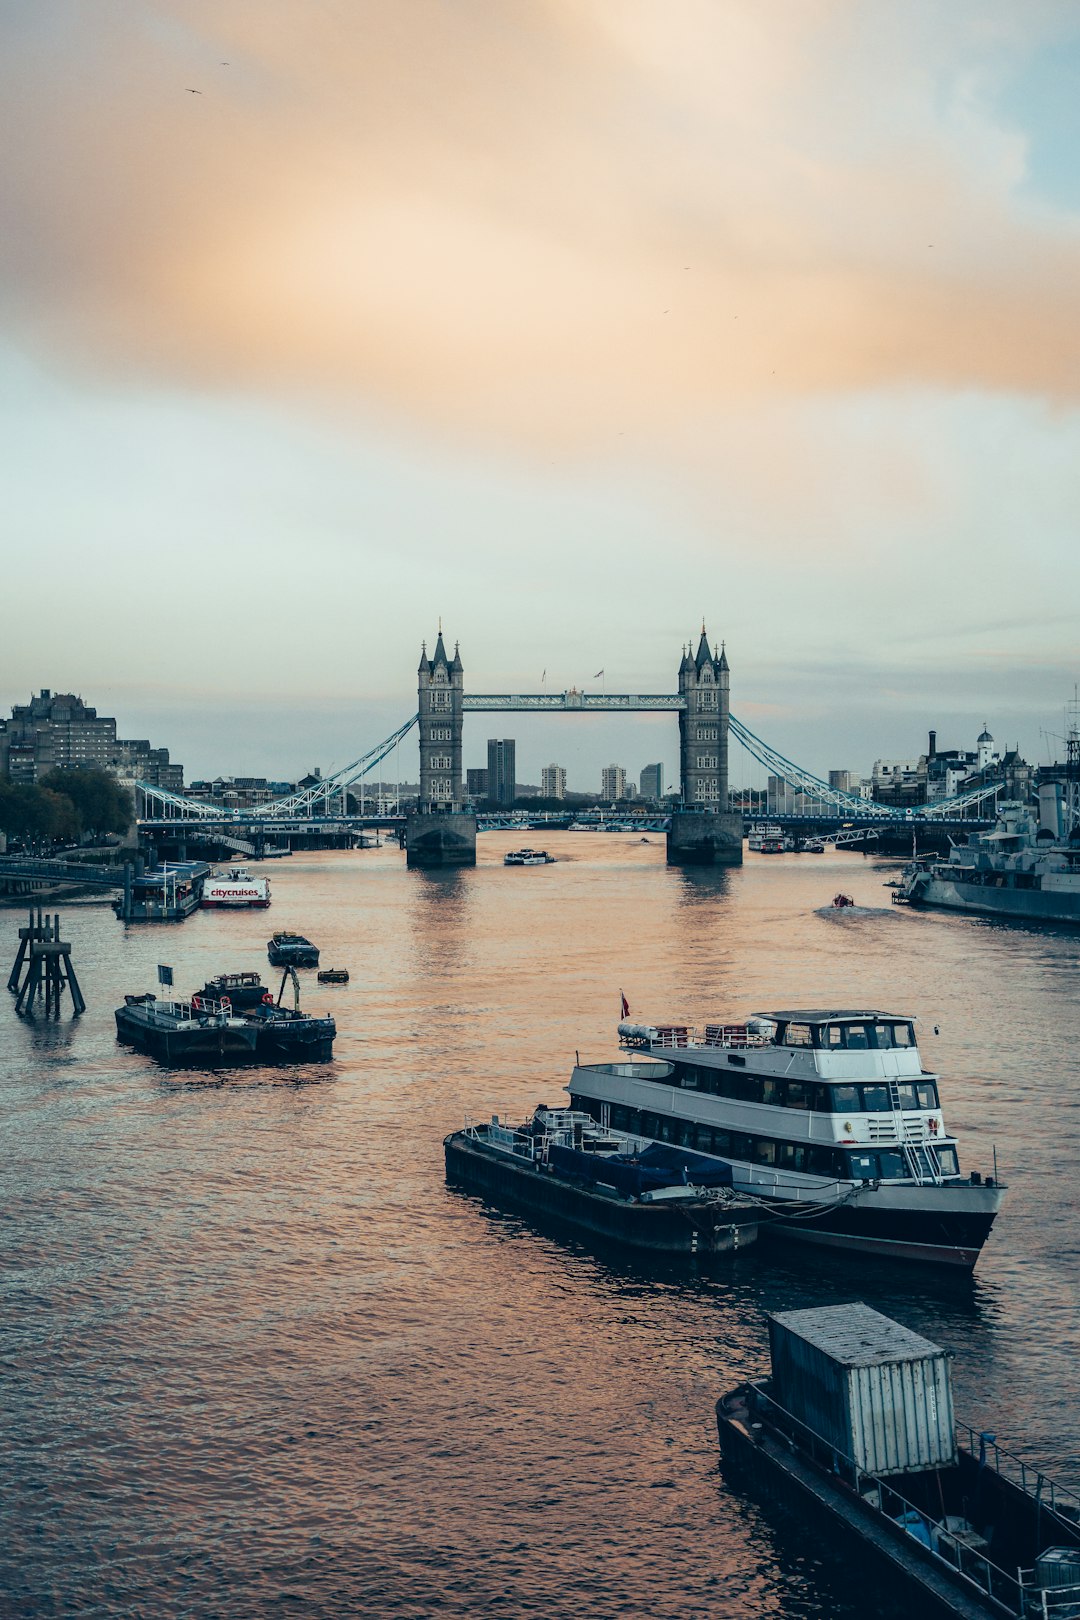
[
  {"x1": 904, "y1": 875, "x2": 1080, "y2": 926},
  {"x1": 201, "y1": 898, "x2": 271, "y2": 909},
  {"x1": 247, "y1": 1016, "x2": 336, "y2": 1063},
  {"x1": 444, "y1": 1133, "x2": 760, "y2": 1255},
  {"x1": 267, "y1": 946, "x2": 320, "y2": 967},
  {"x1": 114, "y1": 1008, "x2": 260, "y2": 1065}
]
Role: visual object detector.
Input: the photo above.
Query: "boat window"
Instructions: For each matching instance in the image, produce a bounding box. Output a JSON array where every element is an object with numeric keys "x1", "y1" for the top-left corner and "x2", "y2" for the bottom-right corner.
[
  {"x1": 680, "y1": 1068, "x2": 699, "y2": 1089},
  {"x1": 872, "y1": 1022, "x2": 896, "y2": 1048},
  {"x1": 876, "y1": 1149, "x2": 908, "y2": 1180},
  {"x1": 777, "y1": 1143, "x2": 807, "y2": 1171},
  {"x1": 860, "y1": 1084, "x2": 891, "y2": 1113},
  {"x1": 784, "y1": 1023, "x2": 813, "y2": 1048},
  {"x1": 752, "y1": 1139, "x2": 776, "y2": 1165},
  {"x1": 831, "y1": 1085, "x2": 860, "y2": 1114},
  {"x1": 935, "y1": 1146, "x2": 959, "y2": 1176},
  {"x1": 844, "y1": 1024, "x2": 870, "y2": 1050},
  {"x1": 693, "y1": 1125, "x2": 714, "y2": 1154},
  {"x1": 785, "y1": 1081, "x2": 810, "y2": 1110},
  {"x1": 730, "y1": 1073, "x2": 762, "y2": 1103},
  {"x1": 895, "y1": 1083, "x2": 921, "y2": 1111},
  {"x1": 762, "y1": 1078, "x2": 783, "y2": 1106},
  {"x1": 848, "y1": 1152, "x2": 876, "y2": 1181},
  {"x1": 824, "y1": 1025, "x2": 844, "y2": 1048},
  {"x1": 893, "y1": 1023, "x2": 915, "y2": 1047},
  {"x1": 915, "y1": 1080, "x2": 939, "y2": 1110},
  {"x1": 808, "y1": 1146, "x2": 843, "y2": 1177}
]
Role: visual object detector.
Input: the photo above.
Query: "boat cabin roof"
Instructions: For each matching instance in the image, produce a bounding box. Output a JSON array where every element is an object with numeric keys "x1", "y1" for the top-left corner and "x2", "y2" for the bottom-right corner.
[{"x1": 755, "y1": 1009, "x2": 916, "y2": 1026}]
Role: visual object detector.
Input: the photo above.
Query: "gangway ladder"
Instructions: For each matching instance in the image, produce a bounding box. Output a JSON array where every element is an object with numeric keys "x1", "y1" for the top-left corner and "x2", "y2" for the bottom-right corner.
[{"x1": 887, "y1": 1079, "x2": 943, "y2": 1185}]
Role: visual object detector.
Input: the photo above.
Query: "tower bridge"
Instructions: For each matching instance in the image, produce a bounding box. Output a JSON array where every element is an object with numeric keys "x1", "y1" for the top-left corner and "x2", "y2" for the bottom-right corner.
[
  {"x1": 134, "y1": 625, "x2": 1006, "y2": 868},
  {"x1": 410, "y1": 628, "x2": 738, "y2": 866}
]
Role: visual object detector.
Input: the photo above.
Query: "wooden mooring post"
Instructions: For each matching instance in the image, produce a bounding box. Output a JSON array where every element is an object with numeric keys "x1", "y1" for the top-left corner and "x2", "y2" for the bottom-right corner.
[{"x1": 8, "y1": 908, "x2": 86, "y2": 1016}]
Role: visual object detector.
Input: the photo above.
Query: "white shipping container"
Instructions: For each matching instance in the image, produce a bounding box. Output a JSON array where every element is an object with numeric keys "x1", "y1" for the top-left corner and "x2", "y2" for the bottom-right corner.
[{"x1": 767, "y1": 1303, "x2": 957, "y2": 1478}]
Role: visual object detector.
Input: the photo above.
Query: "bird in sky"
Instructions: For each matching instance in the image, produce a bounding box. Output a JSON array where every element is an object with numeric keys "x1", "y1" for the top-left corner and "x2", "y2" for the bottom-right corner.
[{"x1": 185, "y1": 87, "x2": 202, "y2": 94}]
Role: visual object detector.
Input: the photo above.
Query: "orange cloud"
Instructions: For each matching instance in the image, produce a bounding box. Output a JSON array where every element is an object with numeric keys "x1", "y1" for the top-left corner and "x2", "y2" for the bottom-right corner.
[{"x1": 2, "y1": 0, "x2": 1079, "y2": 454}]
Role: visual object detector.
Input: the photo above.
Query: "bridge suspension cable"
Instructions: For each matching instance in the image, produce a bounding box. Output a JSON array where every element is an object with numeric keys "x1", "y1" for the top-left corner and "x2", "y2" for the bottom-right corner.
[
  {"x1": 138, "y1": 714, "x2": 419, "y2": 821},
  {"x1": 729, "y1": 714, "x2": 1004, "y2": 823},
  {"x1": 728, "y1": 714, "x2": 894, "y2": 819}
]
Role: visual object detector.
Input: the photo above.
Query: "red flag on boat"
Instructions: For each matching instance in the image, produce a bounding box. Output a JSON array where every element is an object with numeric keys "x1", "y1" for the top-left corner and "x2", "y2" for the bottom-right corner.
[{"x1": 620, "y1": 990, "x2": 630, "y2": 1020}]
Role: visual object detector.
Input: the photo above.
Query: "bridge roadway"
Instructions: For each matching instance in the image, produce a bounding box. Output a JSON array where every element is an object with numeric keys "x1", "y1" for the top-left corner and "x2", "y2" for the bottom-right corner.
[{"x1": 140, "y1": 809, "x2": 992, "y2": 838}]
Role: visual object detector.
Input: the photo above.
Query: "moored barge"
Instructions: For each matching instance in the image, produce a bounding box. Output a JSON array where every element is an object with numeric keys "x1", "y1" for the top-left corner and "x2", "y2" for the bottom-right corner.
[
  {"x1": 115, "y1": 985, "x2": 336, "y2": 1065},
  {"x1": 718, "y1": 1303, "x2": 1080, "y2": 1619},
  {"x1": 445, "y1": 1107, "x2": 761, "y2": 1255},
  {"x1": 115, "y1": 993, "x2": 259, "y2": 1064}
]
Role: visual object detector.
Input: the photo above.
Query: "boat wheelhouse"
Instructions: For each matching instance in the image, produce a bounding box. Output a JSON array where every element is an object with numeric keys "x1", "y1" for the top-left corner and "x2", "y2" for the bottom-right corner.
[{"x1": 567, "y1": 1009, "x2": 1003, "y2": 1268}]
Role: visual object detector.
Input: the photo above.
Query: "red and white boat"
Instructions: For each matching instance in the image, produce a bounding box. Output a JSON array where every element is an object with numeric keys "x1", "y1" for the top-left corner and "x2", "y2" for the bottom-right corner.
[{"x1": 200, "y1": 867, "x2": 271, "y2": 909}]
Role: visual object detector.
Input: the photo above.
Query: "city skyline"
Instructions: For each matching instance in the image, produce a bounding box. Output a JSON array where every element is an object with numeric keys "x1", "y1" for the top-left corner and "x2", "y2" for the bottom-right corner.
[{"x1": 1, "y1": 4, "x2": 1078, "y2": 778}]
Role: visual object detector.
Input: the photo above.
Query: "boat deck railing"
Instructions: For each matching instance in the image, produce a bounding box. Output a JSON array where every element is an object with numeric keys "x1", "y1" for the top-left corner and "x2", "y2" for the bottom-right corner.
[
  {"x1": 575, "y1": 1061, "x2": 674, "y2": 1080},
  {"x1": 955, "y1": 1421, "x2": 1080, "y2": 1532},
  {"x1": 623, "y1": 1024, "x2": 771, "y2": 1051},
  {"x1": 745, "y1": 1381, "x2": 1042, "y2": 1618}
]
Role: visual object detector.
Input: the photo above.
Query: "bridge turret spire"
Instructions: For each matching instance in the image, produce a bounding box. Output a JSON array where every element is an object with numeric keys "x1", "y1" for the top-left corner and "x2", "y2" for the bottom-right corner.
[{"x1": 417, "y1": 640, "x2": 430, "y2": 674}]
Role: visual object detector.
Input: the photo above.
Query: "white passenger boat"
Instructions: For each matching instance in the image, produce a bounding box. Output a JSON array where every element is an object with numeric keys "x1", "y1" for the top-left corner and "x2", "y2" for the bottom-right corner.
[
  {"x1": 504, "y1": 848, "x2": 555, "y2": 866},
  {"x1": 567, "y1": 1008, "x2": 1004, "y2": 1269},
  {"x1": 201, "y1": 867, "x2": 271, "y2": 909}
]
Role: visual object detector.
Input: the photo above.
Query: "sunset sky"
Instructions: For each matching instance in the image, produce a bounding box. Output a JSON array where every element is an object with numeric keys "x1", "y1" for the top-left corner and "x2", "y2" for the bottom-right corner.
[{"x1": 2, "y1": 1, "x2": 1079, "y2": 785}]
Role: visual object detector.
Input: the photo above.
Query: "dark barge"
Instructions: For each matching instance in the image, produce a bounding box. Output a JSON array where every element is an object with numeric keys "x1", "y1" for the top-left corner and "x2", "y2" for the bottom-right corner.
[
  {"x1": 115, "y1": 989, "x2": 336, "y2": 1066},
  {"x1": 267, "y1": 931, "x2": 320, "y2": 968},
  {"x1": 445, "y1": 1108, "x2": 761, "y2": 1255},
  {"x1": 717, "y1": 1303, "x2": 1080, "y2": 1619}
]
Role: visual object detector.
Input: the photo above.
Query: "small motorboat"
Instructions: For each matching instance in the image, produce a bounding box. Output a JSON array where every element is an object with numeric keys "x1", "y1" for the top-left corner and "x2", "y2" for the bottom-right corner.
[
  {"x1": 317, "y1": 968, "x2": 349, "y2": 985},
  {"x1": 267, "y1": 932, "x2": 320, "y2": 967},
  {"x1": 832, "y1": 893, "x2": 855, "y2": 909}
]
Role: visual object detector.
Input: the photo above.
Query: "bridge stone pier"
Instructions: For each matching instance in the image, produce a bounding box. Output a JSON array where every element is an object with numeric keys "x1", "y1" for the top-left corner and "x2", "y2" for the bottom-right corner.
[{"x1": 406, "y1": 625, "x2": 743, "y2": 868}]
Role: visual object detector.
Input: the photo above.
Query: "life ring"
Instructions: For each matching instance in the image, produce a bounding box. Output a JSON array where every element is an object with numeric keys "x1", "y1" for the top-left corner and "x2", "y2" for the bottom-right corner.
[
  {"x1": 928, "y1": 1117, "x2": 939, "y2": 1136},
  {"x1": 262, "y1": 992, "x2": 274, "y2": 1004}
]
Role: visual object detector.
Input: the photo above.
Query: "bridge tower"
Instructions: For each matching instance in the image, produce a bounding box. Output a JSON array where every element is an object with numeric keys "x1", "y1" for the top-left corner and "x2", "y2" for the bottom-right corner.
[
  {"x1": 408, "y1": 630, "x2": 476, "y2": 867},
  {"x1": 668, "y1": 627, "x2": 742, "y2": 866},
  {"x1": 418, "y1": 630, "x2": 464, "y2": 810}
]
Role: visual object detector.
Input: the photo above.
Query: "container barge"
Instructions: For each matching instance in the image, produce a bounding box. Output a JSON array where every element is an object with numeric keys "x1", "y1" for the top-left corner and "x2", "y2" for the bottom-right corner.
[
  {"x1": 717, "y1": 1302, "x2": 1080, "y2": 1619},
  {"x1": 445, "y1": 1106, "x2": 761, "y2": 1255}
]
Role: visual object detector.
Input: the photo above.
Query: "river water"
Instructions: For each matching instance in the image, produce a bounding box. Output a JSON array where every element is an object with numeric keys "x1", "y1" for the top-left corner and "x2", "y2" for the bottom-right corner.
[{"x1": 4, "y1": 837, "x2": 1080, "y2": 1618}]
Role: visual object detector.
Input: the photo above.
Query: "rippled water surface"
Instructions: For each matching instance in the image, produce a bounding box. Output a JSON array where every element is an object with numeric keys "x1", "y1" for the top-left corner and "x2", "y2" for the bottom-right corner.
[{"x1": 4, "y1": 837, "x2": 1080, "y2": 1618}]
